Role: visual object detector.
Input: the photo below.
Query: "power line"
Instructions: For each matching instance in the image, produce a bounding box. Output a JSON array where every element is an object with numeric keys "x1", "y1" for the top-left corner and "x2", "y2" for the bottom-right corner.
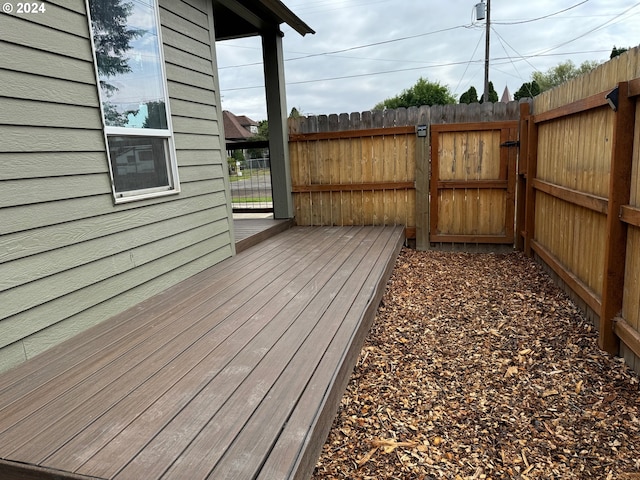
[
  {"x1": 219, "y1": 2, "x2": 638, "y2": 94},
  {"x1": 533, "y1": 1, "x2": 640, "y2": 56},
  {"x1": 492, "y1": 0, "x2": 590, "y2": 25},
  {"x1": 490, "y1": 27, "x2": 530, "y2": 95},
  {"x1": 454, "y1": 30, "x2": 485, "y2": 94},
  {"x1": 218, "y1": 0, "x2": 610, "y2": 71},
  {"x1": 219, "y1": 24, "x2": 470, "y2": 70},
  {"x1": 221, "y1": 49, "x2": 612, "y2": 92},
  {"x1": 491, "y1": 26, "x2": 540, "y2": 78}
]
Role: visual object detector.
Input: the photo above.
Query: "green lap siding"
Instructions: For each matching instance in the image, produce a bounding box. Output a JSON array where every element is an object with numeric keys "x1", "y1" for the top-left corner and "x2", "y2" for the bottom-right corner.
[{"x1": 0, "y1": 0, "x2": 232, "y2": 372}]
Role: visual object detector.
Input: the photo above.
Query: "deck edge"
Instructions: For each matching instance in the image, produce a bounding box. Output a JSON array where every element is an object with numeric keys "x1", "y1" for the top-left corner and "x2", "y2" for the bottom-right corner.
[
  {"x1": 0, "y1": 459, "x2": 101, "y2": 480},
  {"x1": 291, "y1": 226, "x2": 406, "y2": 480}
]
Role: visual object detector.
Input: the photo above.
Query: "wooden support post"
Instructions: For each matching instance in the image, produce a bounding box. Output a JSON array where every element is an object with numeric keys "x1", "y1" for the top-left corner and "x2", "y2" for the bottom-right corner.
[
  {"x1": 415, "y1": 130, "x2": 430, "y2": 250},
  {"x1": 416, "y1": 106, "x2": 432, "y2": 250},
  {"x1": 600, "y1": 82, "x2": 635, "y2": 354},
  {"x1": 262, "y1": 30, "x2": 293, "y2": 219},
  {"x1": 515, "y1": 102, "x2": 530, "y2": 251},
  {"x1": 523, "y1": 105, "x2": 538, "y2": 256}
]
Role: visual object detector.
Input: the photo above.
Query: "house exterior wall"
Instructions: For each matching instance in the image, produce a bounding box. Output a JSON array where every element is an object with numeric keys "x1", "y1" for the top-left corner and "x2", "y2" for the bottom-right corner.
[{"x1": 0, "y1": 0, "x2": 233, "y2": 372}]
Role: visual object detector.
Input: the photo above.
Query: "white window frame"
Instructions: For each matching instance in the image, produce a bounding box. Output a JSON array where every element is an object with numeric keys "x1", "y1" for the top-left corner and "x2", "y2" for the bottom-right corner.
[{"x1": 86, "y1": 0, "x2": 180, "y2": 204}]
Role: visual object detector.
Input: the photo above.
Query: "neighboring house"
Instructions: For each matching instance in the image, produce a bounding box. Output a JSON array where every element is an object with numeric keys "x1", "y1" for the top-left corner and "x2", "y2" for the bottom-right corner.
[
  {"x1": 223, "y1": 111, "x2": 264, "y2": 169},
  {"x1": 0, "y1": 0, "x2": 313, "y2": 372},
  {"x1": 223, "y1": 111, "x2": 259, "y2": 141}
]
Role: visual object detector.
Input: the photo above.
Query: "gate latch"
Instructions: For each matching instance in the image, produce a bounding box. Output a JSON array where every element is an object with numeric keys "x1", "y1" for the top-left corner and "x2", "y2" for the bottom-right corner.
[{"x1": 500, "y1": 140, "x2": 520, "y2": 147}]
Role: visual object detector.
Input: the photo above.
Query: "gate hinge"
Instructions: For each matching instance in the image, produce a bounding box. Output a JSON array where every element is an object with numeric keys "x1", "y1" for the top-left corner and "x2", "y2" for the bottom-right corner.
[{"x1": 500, "y1": 140, "x2": 520, "y2": 147}]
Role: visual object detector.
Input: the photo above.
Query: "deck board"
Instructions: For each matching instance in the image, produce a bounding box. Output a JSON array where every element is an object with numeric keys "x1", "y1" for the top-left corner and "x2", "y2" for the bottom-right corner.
[
  {"x1": 0, "y1": 225, "x2": 301, "y2": 398},
  {"x1": 0, "y1": 226, "x2": 404, "y2": 480}
]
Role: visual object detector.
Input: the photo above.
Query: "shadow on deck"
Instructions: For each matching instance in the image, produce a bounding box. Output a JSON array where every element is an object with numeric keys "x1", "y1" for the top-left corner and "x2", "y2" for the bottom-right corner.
[{"x1": 0, "y1": 225, "x2": 404, "y2": 480}]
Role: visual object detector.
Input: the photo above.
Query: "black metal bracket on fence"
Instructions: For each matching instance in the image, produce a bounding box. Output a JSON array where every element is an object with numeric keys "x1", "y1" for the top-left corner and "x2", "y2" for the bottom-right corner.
[{"x1": 500, "y1": 140, "x2": 520, "y2": 147}]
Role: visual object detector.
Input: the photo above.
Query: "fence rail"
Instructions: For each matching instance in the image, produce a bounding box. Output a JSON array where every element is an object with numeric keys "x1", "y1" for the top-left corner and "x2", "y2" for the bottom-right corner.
[{"x1": 521, "y1": 47, "x2": 640, "y2": 373}]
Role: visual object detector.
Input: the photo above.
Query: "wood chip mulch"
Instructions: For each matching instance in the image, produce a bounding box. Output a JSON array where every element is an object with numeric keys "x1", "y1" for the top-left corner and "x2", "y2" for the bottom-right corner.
[{"x1": 313, "y1": 248, "x2": 640, "y2": 480}]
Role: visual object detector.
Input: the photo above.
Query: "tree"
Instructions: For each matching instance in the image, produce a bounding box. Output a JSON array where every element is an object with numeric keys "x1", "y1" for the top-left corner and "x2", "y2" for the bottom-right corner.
[
  {"x1": 102, "y1": 101, "x2": 131, "y2": 127},
  {"x1": 513, "y1": 80, "x2": 541, "y2": 100},
  {"x1": 289, "y1": 107, "x2": 303, "y2": 118},
  {"x1": 231, "y1": 149, "x2": 245, "y2": 162},
  {"x1": 531, "y1": 60, "x2": 599, "y2": 92},
  {"x1": 256, "y1": 120, "x2": 269, "y2": 139},
  {"x1": 459, "y1": 86, "x2": 478, "y2": 104},
  {"x1": 89, "y1": 0, "x2": 142, "y2": 91},
  {"x1": 142, "y1": 101, "x2": 168, "y2": 129},
  {"x1": 479, "y1": 81, "x2": 498, "y2": 103},
  {"x1": 247, "y1": 120, "x2": 269, "y2": 159},
  {"x1": 611, "y1": 46, "x2": 628, "y2": 59},
  {"x1": 374, "y1": 77, "x2": 456, "y2": 110},
  {"x1": 89, "y1": 0, "x2": 142, "y2": 125}
]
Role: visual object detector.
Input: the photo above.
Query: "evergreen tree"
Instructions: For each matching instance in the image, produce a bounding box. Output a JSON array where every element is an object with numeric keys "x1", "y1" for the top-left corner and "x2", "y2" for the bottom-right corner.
[
  {"x1": 479, "y1": 81, "x2": 498, "y2": 103},
  {"x1": 459, "y1": 86, "x2": 479, "y2": 104},
  {"x1": 289, "y1": 107, "x2": 302, "y2": 118},
  {"x1": 142, "y1": 101, "x2": 167, "y2": 129},
  {"x1": 89, "y1": 0, "x2": 142, "y2": 125},
  {"x1": 89, "y1": 0, "x2": 142, "y2": 93},
  {"x1": 514, "y1": 80, "x2": 541, "y2": 100},
  {"x1": 610, "y1": 46, "x2": 628, "y2": 59}
]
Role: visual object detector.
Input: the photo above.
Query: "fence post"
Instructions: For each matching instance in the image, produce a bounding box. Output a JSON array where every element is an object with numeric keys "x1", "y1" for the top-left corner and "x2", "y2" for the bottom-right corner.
[
  {"x1": 515, "y1": 102, "x2": 530, "y2": 251},
  {"x1": 415, "y1": 106, "x2": 431, "y2": 250},
  {"x1": 523, "y1": 106, "x2": 538, "y2": 256},
  {"x1": 600, "y1": 81, "x2": 635, "y2": 354}
]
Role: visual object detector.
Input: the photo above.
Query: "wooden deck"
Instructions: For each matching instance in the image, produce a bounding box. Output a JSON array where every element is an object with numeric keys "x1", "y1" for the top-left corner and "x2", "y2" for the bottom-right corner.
[{"x1": 0, "y1": 225, "x2": 404, "y2": 480}]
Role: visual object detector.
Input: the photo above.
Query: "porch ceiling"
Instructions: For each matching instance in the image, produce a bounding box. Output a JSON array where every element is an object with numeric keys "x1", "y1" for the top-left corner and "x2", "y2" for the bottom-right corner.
[{"x1": 213, "y1": 0, "x2": 314, "y2": 41}]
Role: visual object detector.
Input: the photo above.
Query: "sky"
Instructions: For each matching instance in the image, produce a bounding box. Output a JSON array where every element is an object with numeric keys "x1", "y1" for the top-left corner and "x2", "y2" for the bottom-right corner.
[{"x1": 215, "y1": 0, "x2": 640, "y2": 121}]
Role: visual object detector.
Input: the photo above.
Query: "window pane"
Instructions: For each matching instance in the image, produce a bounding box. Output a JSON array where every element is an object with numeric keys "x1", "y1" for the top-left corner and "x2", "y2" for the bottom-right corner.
[
  {"x1": 89, "y1": 0, "x2": 168, "y2": 129},
  {"x1": 108, "y1": 136, "x2": 170, "y2": 193}
]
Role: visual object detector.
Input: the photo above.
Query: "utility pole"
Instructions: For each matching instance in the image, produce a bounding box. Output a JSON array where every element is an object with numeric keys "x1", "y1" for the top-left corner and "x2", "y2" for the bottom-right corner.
[{"x1": 483, "y1": 0, "x2": 490, "y2": 102}]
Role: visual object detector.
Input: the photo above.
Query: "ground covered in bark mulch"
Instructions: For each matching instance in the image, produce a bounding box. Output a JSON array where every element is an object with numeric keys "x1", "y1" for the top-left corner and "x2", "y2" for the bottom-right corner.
[{"x1": 313, "y1": 249, "x2": 640, "y2": 480}]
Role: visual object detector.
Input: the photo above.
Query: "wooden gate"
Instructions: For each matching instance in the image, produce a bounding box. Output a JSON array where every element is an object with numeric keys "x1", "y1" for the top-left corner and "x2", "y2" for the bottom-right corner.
[{"x1": 430, "y1": 121, "x2": 518, "y2": 244}]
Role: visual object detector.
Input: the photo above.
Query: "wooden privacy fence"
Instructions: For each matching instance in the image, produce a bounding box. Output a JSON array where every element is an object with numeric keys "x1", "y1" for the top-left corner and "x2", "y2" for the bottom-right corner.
[
  {"x1": 289, "y1": 123, "x2": 417, "y2": 238},
  {"x1": 519, "y1": 47, "x2": 640, "y2": 373},
  {"x1": 288, "y1": 102, "x2": 522, "y2": 248},
  {"x1": 287, "y1": 47, "x2": 640, "y2": 373}
]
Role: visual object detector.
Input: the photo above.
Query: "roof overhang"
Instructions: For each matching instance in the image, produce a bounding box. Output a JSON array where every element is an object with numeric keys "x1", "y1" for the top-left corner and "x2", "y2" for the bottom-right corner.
[{"x1": 213, "y1": 0, "x2": 314, "y2": 41}]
